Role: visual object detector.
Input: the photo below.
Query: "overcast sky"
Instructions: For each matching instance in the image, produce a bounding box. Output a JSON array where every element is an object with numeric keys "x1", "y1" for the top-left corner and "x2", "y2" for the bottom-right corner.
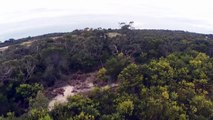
[{"x1": 0, "y1": 0, "x2": 213, "y2": 41}]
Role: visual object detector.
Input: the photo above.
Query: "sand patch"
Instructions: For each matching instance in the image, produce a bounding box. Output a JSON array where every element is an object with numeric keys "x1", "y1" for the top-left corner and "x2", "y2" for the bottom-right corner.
[
  {"x1": 48, "y1": 85, "x2": 74, "y2": 110},
  {"x1": 0, "y1": 46, "x2": 9, "y2": 52}
]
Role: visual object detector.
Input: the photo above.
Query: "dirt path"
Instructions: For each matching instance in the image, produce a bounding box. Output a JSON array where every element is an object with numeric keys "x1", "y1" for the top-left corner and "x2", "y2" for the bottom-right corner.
[
  {"x1": 47, "y1": 72, "x2": 118, "y2": 111},
  {"x1": 48, "y1": 82, "x2": 95, "y2": 111},
  {"x1": 48, "y1": 85, "x2": 74, "y2": 110},
  {"x1": 0, "y1": 46, "x2": 9, "y2": 52},
  {"x1": 48, "y1": 72, "x2": 96, "y2": 111}
]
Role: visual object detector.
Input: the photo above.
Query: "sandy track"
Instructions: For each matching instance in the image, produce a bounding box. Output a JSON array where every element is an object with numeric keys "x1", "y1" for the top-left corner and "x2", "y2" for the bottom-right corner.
[
  {"x1": 47, "y1": 71, "x2": 118, "y2": 111},
  {"x1": 48, "y1": 85, "x2": 74, "y2": 110}
]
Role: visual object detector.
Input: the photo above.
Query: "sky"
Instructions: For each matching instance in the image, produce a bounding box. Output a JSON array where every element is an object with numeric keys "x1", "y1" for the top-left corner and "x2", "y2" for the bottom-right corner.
[{"x1": 0, "y1": 0, "x2": 213, "y2": 41}]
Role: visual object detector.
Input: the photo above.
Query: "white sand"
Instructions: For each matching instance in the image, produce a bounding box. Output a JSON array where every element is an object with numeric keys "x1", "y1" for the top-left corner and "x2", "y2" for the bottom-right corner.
[
  {"x1": 48, "y1": 85, "x2": 74, "y2": 110},
  {"x1": 0, "y1": 46, "x2": 8, "y2": 52},
  {"x1": 48, "y1": 82, "x2": 94, "y2": 111},
  {"x1": 48, "y1": 82, "x2": 118, "y2": 111}
]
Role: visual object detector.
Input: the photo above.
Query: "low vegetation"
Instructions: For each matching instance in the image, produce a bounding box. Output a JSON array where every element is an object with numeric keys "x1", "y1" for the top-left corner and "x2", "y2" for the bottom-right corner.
[{"x1": 1, "y1": 23, "x2": 213, "y2": 119}]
